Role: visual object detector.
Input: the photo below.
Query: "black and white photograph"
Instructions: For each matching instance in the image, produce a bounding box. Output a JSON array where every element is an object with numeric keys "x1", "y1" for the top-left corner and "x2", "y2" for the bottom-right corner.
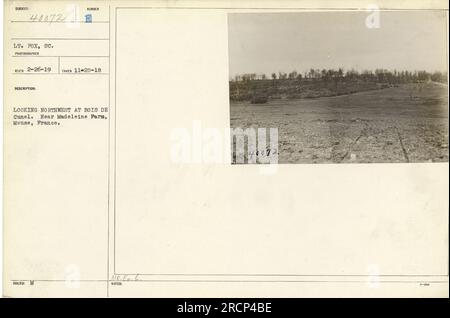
[{"x1": 229, "y1": 11, "x2": 449, "y2": 164}]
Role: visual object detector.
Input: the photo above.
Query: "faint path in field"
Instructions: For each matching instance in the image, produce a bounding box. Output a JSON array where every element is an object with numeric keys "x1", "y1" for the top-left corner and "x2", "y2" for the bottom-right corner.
[{"x1": 395, "y1": 126, "x2": 410, "y2": 163}]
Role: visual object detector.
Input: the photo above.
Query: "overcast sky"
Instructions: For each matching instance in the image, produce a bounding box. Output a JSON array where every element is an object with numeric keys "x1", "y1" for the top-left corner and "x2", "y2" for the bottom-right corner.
[{"x1": 228, "y1": 11, "x2": 448, "y2": 77}]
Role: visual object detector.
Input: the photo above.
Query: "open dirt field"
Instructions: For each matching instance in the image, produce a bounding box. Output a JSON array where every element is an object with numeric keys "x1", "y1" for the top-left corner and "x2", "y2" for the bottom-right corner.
[{"x1": 230, "y1": 82, "x2": 448, "y2": 163}]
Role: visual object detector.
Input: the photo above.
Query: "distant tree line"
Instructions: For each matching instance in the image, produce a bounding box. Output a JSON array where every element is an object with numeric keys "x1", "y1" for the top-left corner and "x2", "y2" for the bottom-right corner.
[{"x1": 231, "y1": 69, "x2": 447, "y2": 84}]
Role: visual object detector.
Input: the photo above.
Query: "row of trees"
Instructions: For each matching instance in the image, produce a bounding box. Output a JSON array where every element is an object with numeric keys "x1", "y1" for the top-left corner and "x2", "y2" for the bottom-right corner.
[{"x1": 232, "y1": 69, "x2": 447, "y2": 84}]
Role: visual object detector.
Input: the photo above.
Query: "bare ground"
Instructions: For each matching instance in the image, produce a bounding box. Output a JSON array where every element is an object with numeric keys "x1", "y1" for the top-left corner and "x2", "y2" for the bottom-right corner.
[{"x1": 230, "y1": 83, "x2": 448, "y2": 163}]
